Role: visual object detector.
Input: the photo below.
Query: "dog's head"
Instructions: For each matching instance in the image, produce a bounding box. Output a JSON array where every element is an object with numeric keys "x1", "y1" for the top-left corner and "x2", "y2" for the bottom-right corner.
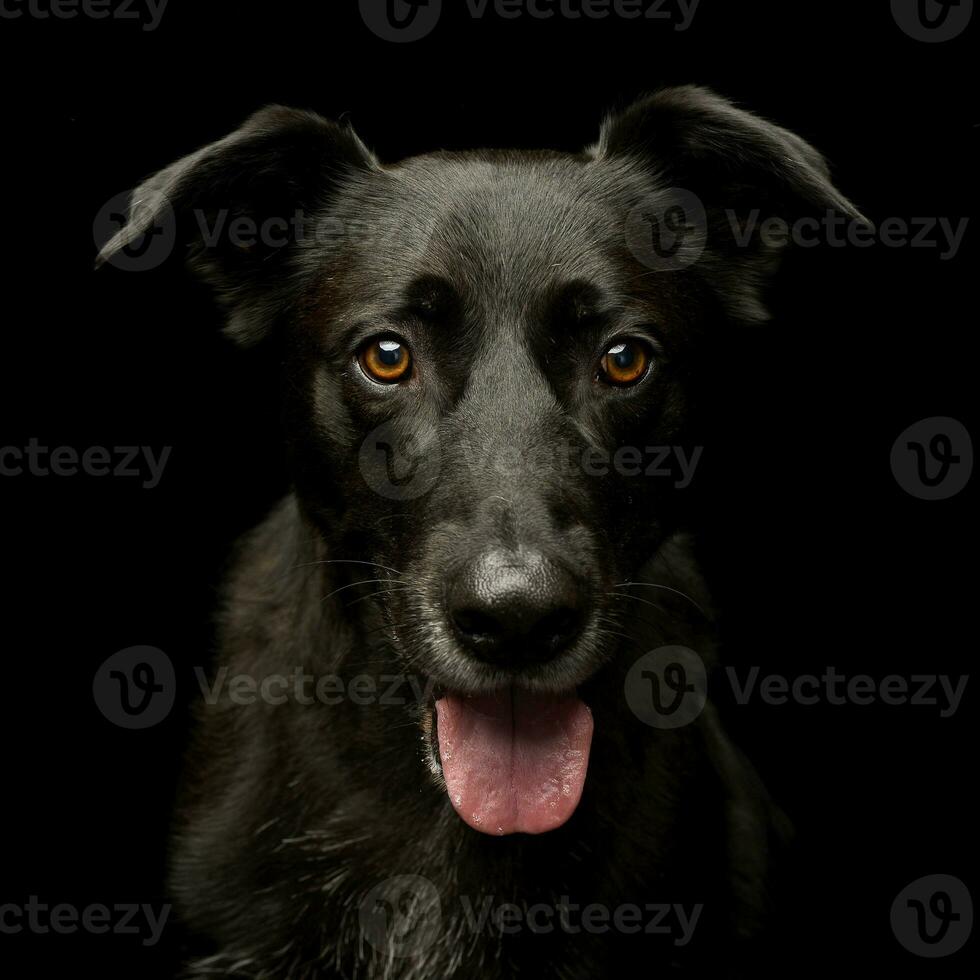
[{"x1": 102, "y1": 87, "x2": 858, "y2": 835}]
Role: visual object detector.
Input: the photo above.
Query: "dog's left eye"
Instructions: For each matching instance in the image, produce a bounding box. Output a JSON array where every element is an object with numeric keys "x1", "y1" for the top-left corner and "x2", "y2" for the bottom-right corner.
[
  {"x1": 358, "y1": 338, "x2": 413, "y2": 384},
  {"x1": 597, "y1": 339, "x2": 653, "y2": 387}
]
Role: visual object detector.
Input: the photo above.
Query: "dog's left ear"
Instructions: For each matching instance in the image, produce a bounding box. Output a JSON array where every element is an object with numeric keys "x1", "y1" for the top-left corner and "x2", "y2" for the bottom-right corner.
[
  {"x1": 97, "y1": 105, "x2": 380, "y2": 345},
  {"x1": 592, "y1": 86, "x2": 865, "y2": 323}
]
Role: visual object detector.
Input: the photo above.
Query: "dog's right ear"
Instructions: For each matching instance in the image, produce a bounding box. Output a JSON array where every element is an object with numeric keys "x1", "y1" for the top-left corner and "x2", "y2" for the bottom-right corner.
[{"x1": 97, "y1": 106, "x2": 379, "y2": 345}]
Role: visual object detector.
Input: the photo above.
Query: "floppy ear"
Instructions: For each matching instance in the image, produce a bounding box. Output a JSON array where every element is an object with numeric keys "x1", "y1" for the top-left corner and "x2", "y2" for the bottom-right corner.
[
  {"x1": 97, "y1": 106, "x2": 379, "y2": 345},
  {"x1": 592, "y1": 85, "x2": 864, "y2": 324}
]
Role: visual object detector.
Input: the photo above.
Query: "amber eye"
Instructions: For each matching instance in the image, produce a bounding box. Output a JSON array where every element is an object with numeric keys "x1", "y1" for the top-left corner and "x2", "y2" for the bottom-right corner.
[
  {"x1": 598, "y1": 339, "x2": 652, "y2": 387},
  {"x1": 359, "y1": 338, "x2": 413, "y2": 384}
]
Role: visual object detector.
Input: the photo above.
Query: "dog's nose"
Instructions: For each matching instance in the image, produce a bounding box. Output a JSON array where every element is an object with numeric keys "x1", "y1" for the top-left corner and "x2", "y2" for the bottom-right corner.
[{"x1": 446, "y1": 549, "x2": 587, "y2": 666}]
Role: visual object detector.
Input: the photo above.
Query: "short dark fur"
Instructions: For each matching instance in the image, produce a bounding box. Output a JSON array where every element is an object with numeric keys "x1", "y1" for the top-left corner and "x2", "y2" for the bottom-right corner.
[{"x1": 103, "y1": 87, "x2": 859, "y2": 978}]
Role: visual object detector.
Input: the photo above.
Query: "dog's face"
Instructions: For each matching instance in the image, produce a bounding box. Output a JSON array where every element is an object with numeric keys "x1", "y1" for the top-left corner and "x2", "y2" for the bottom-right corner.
[
  {"x1": 102, "y1": 87, "x2": 857, "y2": 836},
  {"x1": 297, "y1": 152, "x2": 699, "y2": 692}
]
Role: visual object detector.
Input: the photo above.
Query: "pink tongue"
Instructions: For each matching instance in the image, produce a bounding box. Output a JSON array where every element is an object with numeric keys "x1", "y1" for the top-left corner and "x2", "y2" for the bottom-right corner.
[{"x1": 435, "y1": 689, "x2": 593, "y2": 835}]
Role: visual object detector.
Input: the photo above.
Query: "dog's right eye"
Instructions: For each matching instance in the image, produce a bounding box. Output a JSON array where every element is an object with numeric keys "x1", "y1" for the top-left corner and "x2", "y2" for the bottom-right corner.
[
  {"x1": 357, "y1": 337, "x2": 413, "y2": 384},
  {"x1": 597, "y1": 339, "x2": 653, "y2": 387}
]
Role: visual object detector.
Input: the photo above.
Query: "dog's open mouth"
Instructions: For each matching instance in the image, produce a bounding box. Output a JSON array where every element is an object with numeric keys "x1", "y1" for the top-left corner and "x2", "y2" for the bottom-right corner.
[{"x1": 433, "y1": 688, "x2": 593, "y2": 836}]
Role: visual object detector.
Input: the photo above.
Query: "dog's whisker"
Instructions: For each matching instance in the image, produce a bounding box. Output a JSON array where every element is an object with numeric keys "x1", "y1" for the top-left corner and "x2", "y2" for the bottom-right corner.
[
  {"x1": 294, "y1": 558, "x2": 406, "y2": 577},
  {"x1": 343, "y1": 587, "x2": 415, "y2": 610},
  {"x1": 358, "y1": 612, "x2": 442, "y2": 637},
  {"x1": 613, "y1": 580, "x2": 709, "y2": 619},
  {"x1": 590, "y1": 626, "x2": 653, "y2": 655},
  {"x1": 596, "y1": 604, "x2": 656, "y2": 628},
  {"x1": 321, "y1": 578, "x2": 397, "y2": 602},
  {"x1": 605, "y1": 590, "x2": 669, "y2": 617}
]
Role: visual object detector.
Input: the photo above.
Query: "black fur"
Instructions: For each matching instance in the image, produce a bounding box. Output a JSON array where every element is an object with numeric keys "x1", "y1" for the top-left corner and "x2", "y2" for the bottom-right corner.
[{"x1": 102, "y1": 86, "x2": 859, "y2": 978}]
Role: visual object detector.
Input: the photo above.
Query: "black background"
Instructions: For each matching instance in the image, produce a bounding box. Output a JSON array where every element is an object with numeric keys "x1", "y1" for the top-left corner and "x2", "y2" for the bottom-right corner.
[{"x1": 0, "y1": 1, "x2": 975, "y2": 976}]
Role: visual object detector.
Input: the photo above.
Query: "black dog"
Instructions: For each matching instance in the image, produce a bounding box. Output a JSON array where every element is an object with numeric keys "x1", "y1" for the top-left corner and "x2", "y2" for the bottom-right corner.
[{"x1": 101, "y1": 86, "x2": 859, "y2": 978}]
